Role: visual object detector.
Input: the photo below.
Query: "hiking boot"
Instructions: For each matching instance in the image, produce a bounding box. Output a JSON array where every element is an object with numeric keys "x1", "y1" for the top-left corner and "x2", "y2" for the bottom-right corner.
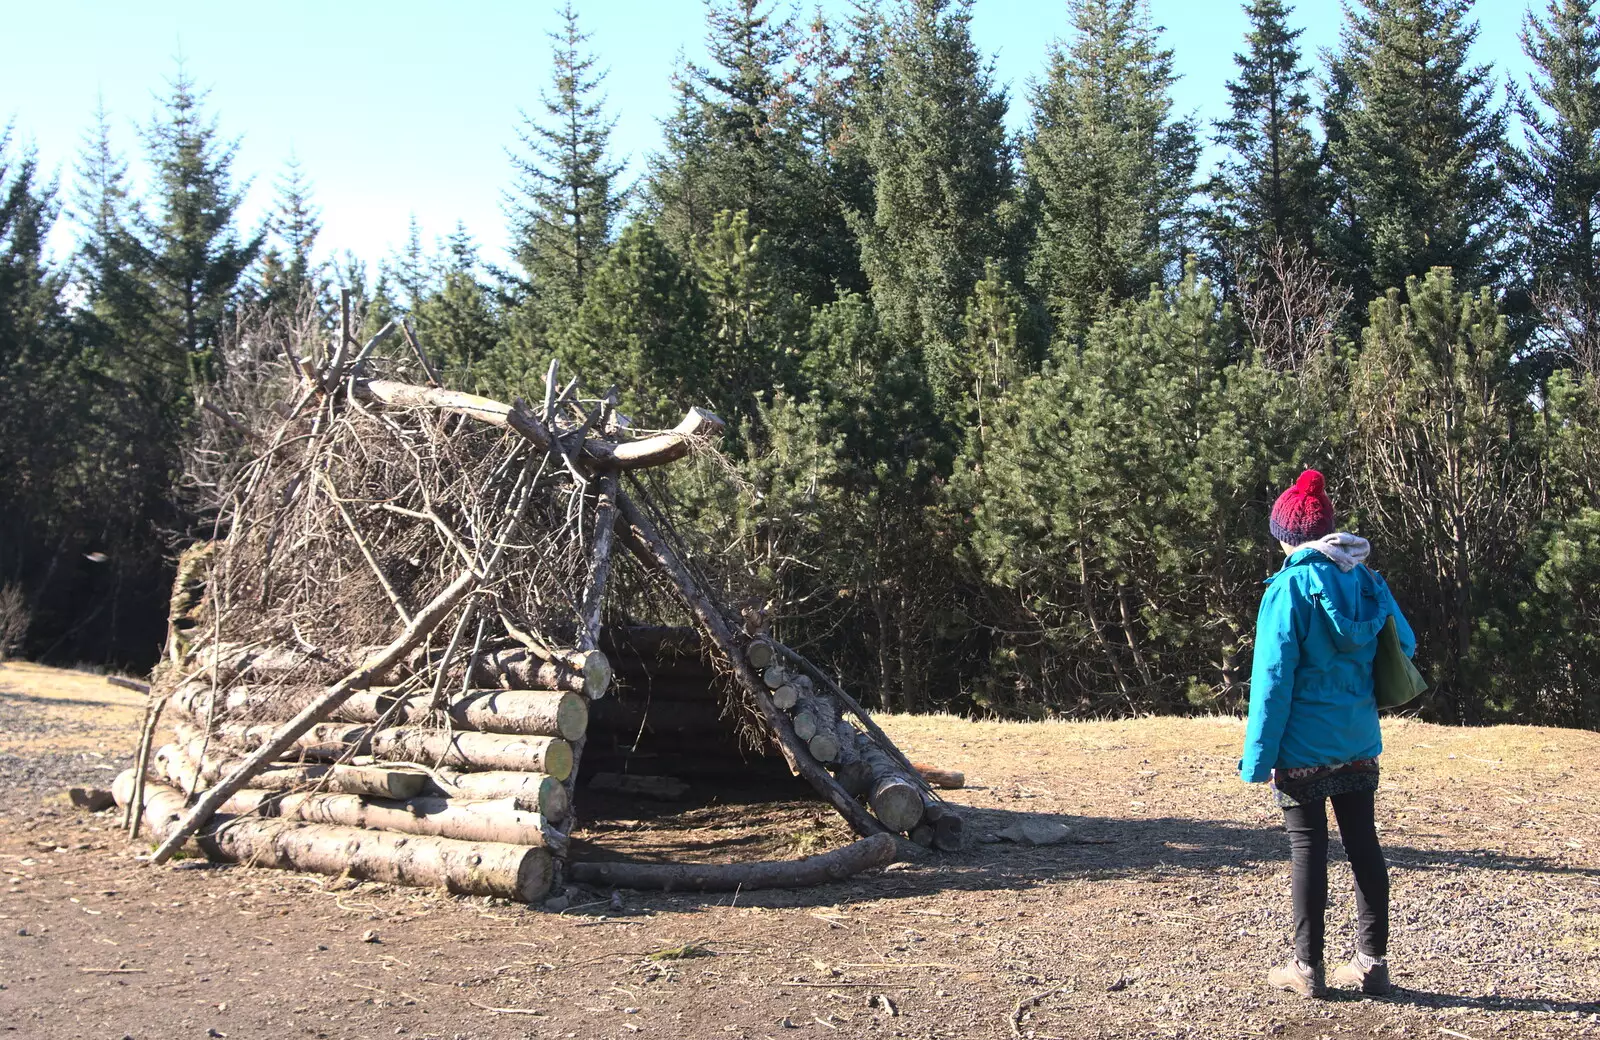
[
  {"x1": 1332, "y1": 954, "x2": 1392, "y2": 995},
  {"x1": 1267, "y1": 958, "x2": 1327, "y2": 998}
]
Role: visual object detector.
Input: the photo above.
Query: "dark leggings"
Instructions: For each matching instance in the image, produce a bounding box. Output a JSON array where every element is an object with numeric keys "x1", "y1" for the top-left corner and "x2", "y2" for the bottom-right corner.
[{"x1": 1281, "y1": 791, "x2": 1389, "y2": 965}]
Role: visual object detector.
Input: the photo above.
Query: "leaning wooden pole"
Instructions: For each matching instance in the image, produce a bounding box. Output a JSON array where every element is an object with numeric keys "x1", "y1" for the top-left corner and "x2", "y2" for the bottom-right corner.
[
  {"x1": 150, "y1": 567, "x2": 481, "y2": 864},
  {"x1": 614, "y1": 490, "x2": 885, "y2": 838}
]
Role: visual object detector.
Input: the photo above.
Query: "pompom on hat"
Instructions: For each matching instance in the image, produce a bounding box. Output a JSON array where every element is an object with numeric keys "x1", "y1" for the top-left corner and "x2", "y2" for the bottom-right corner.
[{"x1": 1270, "y1": 469, "x2": 1335, "y2": 545}]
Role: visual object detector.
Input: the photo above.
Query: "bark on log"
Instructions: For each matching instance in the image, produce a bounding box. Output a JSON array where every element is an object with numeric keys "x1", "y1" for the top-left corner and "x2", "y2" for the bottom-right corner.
[
  {"x1": 370, "y1": 728, "x2": 573, "y2": 780},
  {"x1": 474, "y1": 647, "x2": 611, "y2": 699},
  {"x1": 151, "y1": 568, "x2": 482, "y2": 864},
  {"x1": 614, "y1": 492, "x2": 884, "y2": 838},
  {"x1": 334, "y1": 688, "x2": 587, "y2": 740},
  {"x1": 117, "y1": 772, "x2": 552, "y2": 901},
  {"x1": 851, "y1": 731, "x2": 924, "y2": 833},
  {"x1": 213, "y1": 722, "x2": 371, "y2": 759},
  {"x1": 354, "y1": 377, "x2": 721, "y2": 473},
  {"x1": 791, "y1": 694, "x2": 840, "y2": 763},
  {"x1": 828, "y1": 720, "x2": 873, "y2": 798},
  {"x1": 237, "y1": 790, "x2": 561, "y2": 849},
  {"x1": 426, "y1": 770, "x2": 569, "y2": 821},
  {"x1": 568, "y1": 832, "x2": 897, "y2": 892},
  {"x1": 152, "y1": 741, "x2": 428, "y2": 799},
  {"x1": 913, "y1": 764, "x2": 965, "y2": 790}
]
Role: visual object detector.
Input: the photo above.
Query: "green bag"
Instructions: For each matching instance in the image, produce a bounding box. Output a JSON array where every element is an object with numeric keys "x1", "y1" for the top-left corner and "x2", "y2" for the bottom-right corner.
[{"x1": 1373, "y1": 615, "x2": 1427, "y2": 709}]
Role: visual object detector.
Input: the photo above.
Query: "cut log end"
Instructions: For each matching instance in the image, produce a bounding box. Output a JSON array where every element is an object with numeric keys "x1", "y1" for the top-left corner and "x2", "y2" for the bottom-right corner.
[{"x1": 868, "y1": 777, "x2": 925, "y2": 834}]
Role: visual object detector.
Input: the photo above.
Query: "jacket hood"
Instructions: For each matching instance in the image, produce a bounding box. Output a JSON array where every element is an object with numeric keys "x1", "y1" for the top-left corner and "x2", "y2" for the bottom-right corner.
[{"x1": 1311, "y1": 568, "x2": 1387, "y2": 652}]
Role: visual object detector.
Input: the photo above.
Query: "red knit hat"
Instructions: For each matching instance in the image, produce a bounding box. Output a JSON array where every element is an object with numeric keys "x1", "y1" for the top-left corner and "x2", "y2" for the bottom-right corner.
[{"x1": 1270, "y1": 469, "x2": 1335, "y2": 545}]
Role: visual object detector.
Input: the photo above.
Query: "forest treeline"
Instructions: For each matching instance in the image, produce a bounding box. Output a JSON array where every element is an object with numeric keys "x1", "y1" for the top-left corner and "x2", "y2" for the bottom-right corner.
[{"x1": 3, "y1": 0, "x2": 1599, "y2": 728}]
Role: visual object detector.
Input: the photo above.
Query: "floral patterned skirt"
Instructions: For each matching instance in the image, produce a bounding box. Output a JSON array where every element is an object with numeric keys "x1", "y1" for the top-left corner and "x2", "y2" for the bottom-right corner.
[{"x1": 1272, "y1": 758, "x2": 1380, "y2": 808}]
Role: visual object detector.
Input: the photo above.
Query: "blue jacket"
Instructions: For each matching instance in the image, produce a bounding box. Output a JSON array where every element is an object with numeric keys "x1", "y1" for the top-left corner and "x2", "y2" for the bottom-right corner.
[{"x1": 1239, "y1": 548, "x2": 1416, "y2": 783}]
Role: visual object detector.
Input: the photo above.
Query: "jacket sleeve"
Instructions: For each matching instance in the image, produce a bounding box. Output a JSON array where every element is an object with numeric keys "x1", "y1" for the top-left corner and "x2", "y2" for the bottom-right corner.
[
  {"x1": 1376, "y1": 573, "x2": 1417, "y2": 657},
  {"x1": 1240, "y1": 578, "x2": 1304, "y2": 783}
]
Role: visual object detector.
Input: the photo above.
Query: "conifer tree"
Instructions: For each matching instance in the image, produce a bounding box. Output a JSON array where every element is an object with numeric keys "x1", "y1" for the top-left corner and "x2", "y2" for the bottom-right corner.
[
  {"x1": 1025, "y1": 0, "x2": 1197, "y2": 337},
  {"x1": 1210, "y1": 0, "x2": 1324, "y2": 261},
  {"x1": 133, "y1": 67, "x2": 263, "y2": 386},
  {"x1": 650, "y1": 0, "x2": 850, "y2": 303},
  {"x1": 506, "y1": 2, "x2": 627, "y2": 327},
  {"x1": 1325, "y1": 0, "x2": 1508, "y2": 296},
  {"x1": 557, "y1": 221, "x2": 709, "y2": 422},
  {"x1": 1514, "y1": 0, "x2": 1600, "y2": 362},
  {"x1": 855, "y1": 0, "x2": 1015, "y2": 404},
  {"x1": 413, "y1": 223, "x2": 502, "y2": 384},
  {"x1": 257, "y1": 156, "x2": 328, "y2": 318}
]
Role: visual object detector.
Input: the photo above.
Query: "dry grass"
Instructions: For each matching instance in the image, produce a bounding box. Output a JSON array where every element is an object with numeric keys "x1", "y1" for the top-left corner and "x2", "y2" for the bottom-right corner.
[{"x1": 0, "y1": 664, "x2": 1596, "y2": 1040}]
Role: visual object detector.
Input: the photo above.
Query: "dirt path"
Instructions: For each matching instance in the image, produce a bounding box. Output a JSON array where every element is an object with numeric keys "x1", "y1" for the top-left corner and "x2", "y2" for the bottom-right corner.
[{"x1": 1, "y1": 662, "x2": 1596, "y2": 1039}]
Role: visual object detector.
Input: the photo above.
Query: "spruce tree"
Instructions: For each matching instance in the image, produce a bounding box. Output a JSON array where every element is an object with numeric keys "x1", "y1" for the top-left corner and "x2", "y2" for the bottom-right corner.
[
  {"x1": 855, "y1": 0, "x2": 1015, "y2": 404},
  {"x1": 257, "y1": 156, "x2": 328, "y2": 318},
  {"x1": 1025, "y1": 0, "x2": 1197, "y2": 336},
  {"x1": 649, "y1": 0, "x2": 851, "y2": 303},
  {"x1": 1514, "y1": 0, "x2": 1600, "y2": 363},
  {"x1": 1326, "y1": 0, "x2": 1508, "y2": 296},
  {"x1": 506, "y1": 2, "x2": 627, "y2": 328},
  {"x1": 1210, "y1": 0, "x2": 1324, "y2": 261},
  {"x1": 133, "y1": 67, "x2": 263, "y2": 386}
]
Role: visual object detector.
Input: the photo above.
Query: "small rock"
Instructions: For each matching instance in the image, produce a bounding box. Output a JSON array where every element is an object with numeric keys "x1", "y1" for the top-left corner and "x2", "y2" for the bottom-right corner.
[
  {"x1": 543, "y1": 893, "x2": 572, "y2": 913},
  {"x1": 609, "y1": 890, "x2": 623, "y2": 912},
  {"x1": 361, "y1": 929, "x2": 380, "y2": 943},
  {"x1": 16, "y1": 927, "x2": 27, "y2": 937},
  {"x1": 994, "y1": 819, "x2": 1071, "y2": 846},
  {"x1": 207, "y1": 1029, "x2": 226, "y2": 1038}
]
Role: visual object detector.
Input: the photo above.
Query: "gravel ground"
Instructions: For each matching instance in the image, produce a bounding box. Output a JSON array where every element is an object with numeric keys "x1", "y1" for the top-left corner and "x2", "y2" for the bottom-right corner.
[{"x1": 1, "y1": 663, "x2": 1596, "y2": 1039}]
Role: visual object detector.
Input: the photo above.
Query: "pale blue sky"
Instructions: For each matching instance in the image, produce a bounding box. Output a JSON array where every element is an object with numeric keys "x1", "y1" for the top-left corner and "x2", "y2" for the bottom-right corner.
[{"x1": 1, "y1": 0, "x2": 1536, "y2": 271}]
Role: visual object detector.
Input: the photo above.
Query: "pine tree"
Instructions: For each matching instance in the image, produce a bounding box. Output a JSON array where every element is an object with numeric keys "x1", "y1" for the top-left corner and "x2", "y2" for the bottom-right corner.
[
  {"x1": 855, "y1": 0, "x2": 1016, "y2": 404},
  {"x1": 133, "y1": 66, "x2": 263, "y2": 386},
  {"x1": 413, "y1": 223, "x2": 502, "y2": 384},
  {"x1": 557, "y1": 220, "x2": 709, "y2": 422},
  {"x1": 1025, "y1": 0, "x2": 1197, "y2": 337},
  {"x1": 1514, "y1": 0, "x2": 1600, "y2": 365},
  {"x1": 692, "y1": 209, "x2": 807, "y2": 427},
  {"x1": 1210, "y1": 0, "x2": 1324, "y2": 261},
  {"x1": 1326, "y1": 0, "x2": 1509, "y2": 296},
  {"x1": 257, "y1": 156, "x2": 328, "y2": 318},
  {"x1": 506, "y1": 2, "x2": 627, "y2": 328}
]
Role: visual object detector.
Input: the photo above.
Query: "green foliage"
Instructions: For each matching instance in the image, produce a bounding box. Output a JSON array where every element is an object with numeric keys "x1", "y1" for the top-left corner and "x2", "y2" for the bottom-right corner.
[
  {"x1": 256, "y1": 157, "x2": 329, "y2": 320},
  {"x1": 854, "y1": 0, "x2": 1018, "y2": 408},
  {"x1": 555, "y1": 220, "x2": 709, "y2": 423},
  {"x1": 1349, "y1": 269, "x2": 1540, "y2": 722},
  {"x1": 1325, "y1": 0, "x2": 1509, "y2": 296},
  {"x1": 1208, "y1": 0, "x2": 1326, "y2": 263},
  {"x1": 955, "y1": 270, "x2": 1328, "y2": 713},
  {"x1": 1026, "y1": 0, "x2": 1197, "y2": 336},
  {"x1": 507, "y1": 3, "x2": 627, "y2": 331}
]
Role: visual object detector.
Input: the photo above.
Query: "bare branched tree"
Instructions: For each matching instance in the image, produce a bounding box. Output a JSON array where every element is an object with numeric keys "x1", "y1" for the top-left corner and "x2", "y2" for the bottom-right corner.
[{"x1": 1235, "y1": 239, "x2": 1353, "y2": 370}]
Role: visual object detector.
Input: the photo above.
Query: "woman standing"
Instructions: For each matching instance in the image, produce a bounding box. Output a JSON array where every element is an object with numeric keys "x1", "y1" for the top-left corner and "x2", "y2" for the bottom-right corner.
[{"x1": 1240, "y1": 470, "x2": 1415, "y2": 998}]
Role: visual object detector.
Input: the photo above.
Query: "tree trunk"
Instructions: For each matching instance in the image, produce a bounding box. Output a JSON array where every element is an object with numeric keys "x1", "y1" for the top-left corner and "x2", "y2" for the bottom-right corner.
[
  {"x1": 568, "y1": 832, "x2": 897, "y2": 891},
  {"x1": 239, "y1": 790, "x2": 562, "y2": 849},
  {"x1": 370, "y1": 728, "x2": 573, "y2": 779},
  {"x1": 426, "y1": 769, "x2": 569, "y2": 821},
  {"x1": 116, "y1": 771, "x2": 552, "y2": 901}
]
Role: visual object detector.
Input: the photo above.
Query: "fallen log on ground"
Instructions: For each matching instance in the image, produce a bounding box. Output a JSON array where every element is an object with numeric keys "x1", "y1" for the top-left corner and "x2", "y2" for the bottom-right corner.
[
  {"x1": 587, "y1": 772, "x2": 690, "y2": 801},
  {"x1": 568, "y1": 831, "x2": 898, "y2": 891},
  {"x1": 914, "y1": 764, "x2": 966, "y2": 790}
]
